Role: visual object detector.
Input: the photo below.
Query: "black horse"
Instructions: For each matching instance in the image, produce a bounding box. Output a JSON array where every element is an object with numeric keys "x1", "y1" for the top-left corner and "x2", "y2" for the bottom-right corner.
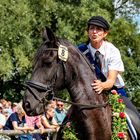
[{"x1": 23, "y1": 27, "x2": 131, "y2": 140}]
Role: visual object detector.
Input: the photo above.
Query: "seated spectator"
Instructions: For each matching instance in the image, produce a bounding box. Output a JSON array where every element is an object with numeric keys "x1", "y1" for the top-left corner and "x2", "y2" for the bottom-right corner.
[
  {"x1": 25, "y1": 115, "x2": 44, "y2": 140},
  {"x1": 3, "y1": 108, "x2": 13, "y2": 118},
  {"x1": 2, "y1": 109, "x2": 10, "y2": 120},
  {"x1": 0, "y1": 106, "x2": 6, "y2": 130},
  {"x1": 0, "y1": 99, "x2": 7, "y2": 108},
  {"x1": 12, "y1": 102, "x2": 18, "y2": 112},
  {"x1": 41, "y1": 104, "x2": 59, "y2": 140},
  {"x1": 49, "y1": 100, "x2": 57, "y2": 109},
  {"x1": 41, "y1": 104, "x2": 59, "y2": 130},
  {"x1": 0, "y1": 99, "x2": 13, "y2": 117},
  {"x1": 4, "y1": 103, "x2": 34, "y2": 140},
  {"x1": 54, "y1": 101, "x2": 66, "y2": 125},
  {"x1": 0, "y1": 103, "x2": 3, "y2": 114}
]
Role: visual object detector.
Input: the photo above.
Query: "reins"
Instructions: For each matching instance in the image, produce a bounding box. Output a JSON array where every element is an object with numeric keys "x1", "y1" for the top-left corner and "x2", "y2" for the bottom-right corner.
[
  {"x1": 26, "y1": 80, "x2": 108, "y2": 111},
  {"x1": 53, "y1": 97, "x2": 108, "y2": 110}
]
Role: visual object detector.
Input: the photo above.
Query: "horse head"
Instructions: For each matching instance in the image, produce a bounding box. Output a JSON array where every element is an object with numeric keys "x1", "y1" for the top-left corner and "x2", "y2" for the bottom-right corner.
[{"x1": 23, "y1": 27, "x2": 71, "y2": 115}]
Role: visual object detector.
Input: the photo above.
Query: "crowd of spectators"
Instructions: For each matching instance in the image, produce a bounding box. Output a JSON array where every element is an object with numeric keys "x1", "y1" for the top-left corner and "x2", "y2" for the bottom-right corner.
[{"x1": 0, "y1": 99, "x2": 68, "y2": 140}]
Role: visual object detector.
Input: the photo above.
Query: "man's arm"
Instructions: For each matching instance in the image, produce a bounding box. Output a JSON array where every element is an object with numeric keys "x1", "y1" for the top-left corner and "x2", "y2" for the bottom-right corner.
[{"x1": 91, "y1": 70, "x2": 118, "y2": 94}]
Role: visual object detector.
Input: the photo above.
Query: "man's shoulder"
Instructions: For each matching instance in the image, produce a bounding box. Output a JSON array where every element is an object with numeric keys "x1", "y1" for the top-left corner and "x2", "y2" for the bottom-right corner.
[{"x1": 104, "y1": 41, "x2": 120, "y2": 52}]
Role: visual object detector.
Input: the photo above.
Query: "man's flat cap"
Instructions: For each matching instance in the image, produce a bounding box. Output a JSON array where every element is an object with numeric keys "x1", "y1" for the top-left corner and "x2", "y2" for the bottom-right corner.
[{"x1": 87, "y1": 16, "x2": 110, "y2": 30}]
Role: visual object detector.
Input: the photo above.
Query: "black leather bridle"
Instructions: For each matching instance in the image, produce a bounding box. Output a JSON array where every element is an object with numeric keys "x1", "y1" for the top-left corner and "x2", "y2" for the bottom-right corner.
[{"x1": 26, "y1": 80, "x2": 54, "y2": 104}]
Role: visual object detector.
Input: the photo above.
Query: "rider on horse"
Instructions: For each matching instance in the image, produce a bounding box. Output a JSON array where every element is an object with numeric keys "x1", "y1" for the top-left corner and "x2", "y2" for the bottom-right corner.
[{"x1": 77, "y1": 15, "x2": 140, "y2": 140}]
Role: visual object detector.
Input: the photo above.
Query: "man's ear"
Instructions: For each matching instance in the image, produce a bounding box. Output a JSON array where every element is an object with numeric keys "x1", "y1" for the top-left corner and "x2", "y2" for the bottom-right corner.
[{"x1": 103, "y1": 31, "x2": 109, "y2": 38}]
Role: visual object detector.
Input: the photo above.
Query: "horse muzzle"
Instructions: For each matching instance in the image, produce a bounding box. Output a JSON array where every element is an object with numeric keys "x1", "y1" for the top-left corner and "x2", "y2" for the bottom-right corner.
[
  {"x1": 23, "y1": 95, "x2": 44, "y2": 116},
  {"x1": 23, "y1": 80, "x2": 54, "y2": 116}
]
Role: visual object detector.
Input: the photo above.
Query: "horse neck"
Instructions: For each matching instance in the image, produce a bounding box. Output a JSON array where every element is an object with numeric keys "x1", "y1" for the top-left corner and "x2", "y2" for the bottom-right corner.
[{"x1": 66, "y1": 49, "x2": 97, "y2": 104}]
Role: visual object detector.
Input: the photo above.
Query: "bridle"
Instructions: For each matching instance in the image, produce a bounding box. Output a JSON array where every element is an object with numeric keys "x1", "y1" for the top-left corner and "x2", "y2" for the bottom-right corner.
[
  {"x1": 26, "y1": 80, "x2": 54, "y2": 104},
  {"x1": 25, "y1": 43, "x2": 108, "y2": 110}
]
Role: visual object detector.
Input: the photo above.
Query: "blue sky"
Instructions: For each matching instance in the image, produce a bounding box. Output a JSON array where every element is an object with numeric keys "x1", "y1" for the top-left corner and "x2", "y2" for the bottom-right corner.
[{"x1": 134, "y1": 15, "x2": 140, "y2": 31}]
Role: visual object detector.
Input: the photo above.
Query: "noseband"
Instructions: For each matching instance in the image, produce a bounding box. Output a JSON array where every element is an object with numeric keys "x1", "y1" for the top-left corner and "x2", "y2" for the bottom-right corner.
[{"x1": 26, "y1": 80, "x2": 54, "y2": 104}]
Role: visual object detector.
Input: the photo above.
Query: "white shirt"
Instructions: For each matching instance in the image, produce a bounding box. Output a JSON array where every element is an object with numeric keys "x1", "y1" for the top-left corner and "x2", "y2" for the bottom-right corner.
[
  {"x1": 0, "y1": 113, "x2": 6, "y2": 128},
  {"x1": 88, "y1": 41, "x2": 125, "y2": 88}
]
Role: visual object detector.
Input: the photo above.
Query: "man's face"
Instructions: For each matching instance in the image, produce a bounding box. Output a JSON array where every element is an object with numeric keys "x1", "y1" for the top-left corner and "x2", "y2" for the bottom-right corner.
[
  {"x1": 87, "y1": 25, "x2": 108, "y2": 43},
  {"x1": 56, "y1": 101, "x2": 64, "y2": 111}
]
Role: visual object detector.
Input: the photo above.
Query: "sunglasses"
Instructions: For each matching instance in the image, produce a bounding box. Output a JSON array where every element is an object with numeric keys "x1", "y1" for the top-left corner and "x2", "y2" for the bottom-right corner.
[{"x1": 57, "y1": 104, "x2": 63, "y2": 107}]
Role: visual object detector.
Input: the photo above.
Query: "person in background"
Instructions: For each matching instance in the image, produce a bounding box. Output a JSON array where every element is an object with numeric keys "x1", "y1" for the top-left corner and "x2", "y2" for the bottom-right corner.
[
  {"x1": 49, "y1": 100, "x2": 57, "y2": 109},
  {"x1": 0, "y1": 103, "x2": 3, "y2": 114},
  {"x1": 4, "y1": 103, "x2": 34, "y2": 140},
  {"x1": 25, "y1": 115, "x2": 44, "y2": 140},
  {"x1": 12, "y1": 102, "x2": 18, "y2": 112},
  {"x1": 2, "y1": 109, "x2": 10, "y2": 120},
  {"x1": 41, "y1": 104, "x2": 59, "y2": 130},
  {"x1": 41, "y1": 104, "x2": 59, "y2": 140},
  {"x1": 0, "y1": 99, "x2": 13, "y2": 117},
  {"x1": 0, "y1": 99, "x2": 7, "y2": 108},
  {"x1": 54, "y1": 101, "x2": 66, "y2": 125},
  {"x1": 0, "y1": 105, "x2": 6, "y2": 130}
]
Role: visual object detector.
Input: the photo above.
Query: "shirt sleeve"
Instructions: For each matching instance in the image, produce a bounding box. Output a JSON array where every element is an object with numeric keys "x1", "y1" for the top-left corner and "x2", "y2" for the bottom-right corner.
[
  {"x1": 108, "y1": 47, "x2": 124, "y2": 72},
  {"x1": 10, "y1": 113, "x2": 18, "y2": 122}
]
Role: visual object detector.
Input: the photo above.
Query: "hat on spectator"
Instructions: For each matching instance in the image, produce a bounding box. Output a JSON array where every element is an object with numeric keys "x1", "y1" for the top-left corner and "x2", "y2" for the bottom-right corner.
[{"x1": 87, "y1": 16, "x2": 110, "y2": 30}]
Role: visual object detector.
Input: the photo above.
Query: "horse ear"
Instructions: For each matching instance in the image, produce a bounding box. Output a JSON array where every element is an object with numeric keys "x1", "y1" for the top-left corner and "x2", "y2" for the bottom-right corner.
[{"x1": 42, "y1": 26, "x2": 56, "y2": 42}]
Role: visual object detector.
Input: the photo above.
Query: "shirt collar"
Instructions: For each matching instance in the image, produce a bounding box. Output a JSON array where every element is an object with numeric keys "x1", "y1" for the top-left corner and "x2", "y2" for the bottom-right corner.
[{"x1": 88, "y1": 41, "x2": 106, "y2": 56}]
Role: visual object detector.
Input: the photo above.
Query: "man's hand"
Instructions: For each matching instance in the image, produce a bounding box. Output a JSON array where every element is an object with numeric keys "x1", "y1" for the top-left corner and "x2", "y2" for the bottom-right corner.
[{"x1": 91, "y1": 80, "x2": 104, "y2": 94}]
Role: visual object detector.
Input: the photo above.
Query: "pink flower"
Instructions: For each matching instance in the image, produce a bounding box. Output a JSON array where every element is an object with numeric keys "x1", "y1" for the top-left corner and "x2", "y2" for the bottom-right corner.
[
  {"x1": 117, "y1": 132, "x2": 125, "y2": 139},
  {"x1": 111, "y1": 90, "x2": 118, "y2": 95},
  {"x1": 118, "y1": 99, "x2": 123, "y2": 103},
  {"x1": 119, "y1": 112, "x2": 125, "y2": 119}
]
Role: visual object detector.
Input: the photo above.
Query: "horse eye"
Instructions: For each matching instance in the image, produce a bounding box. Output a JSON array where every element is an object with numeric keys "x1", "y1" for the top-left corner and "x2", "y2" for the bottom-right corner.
[
  {"x1": 50, "y1": 51, "x2": 54, "y2": 56},
  {"x1": 43, "y1": 61, "x2": 52, "y2": 67}
]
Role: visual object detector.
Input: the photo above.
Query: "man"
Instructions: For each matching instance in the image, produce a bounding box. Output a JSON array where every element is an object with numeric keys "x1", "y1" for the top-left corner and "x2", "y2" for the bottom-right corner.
[
  {"x1": 54, "y1": 101, "x2": 66, "y2": 125},
  {"x1": 86, "y1": 16, "x2": 125, "y2": 95}
]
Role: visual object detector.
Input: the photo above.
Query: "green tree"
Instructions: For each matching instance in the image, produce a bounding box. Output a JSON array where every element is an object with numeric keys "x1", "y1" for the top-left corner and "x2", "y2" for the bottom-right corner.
[
  {"x1": 0, "y1": 0, "x2": 140, "y2": 110},
  {"x1": 0, "y1": 0, "x2": 34, "y2": 101},
  {"x1": 108, "y1": 17, "x2": 140, "y2": 111}
]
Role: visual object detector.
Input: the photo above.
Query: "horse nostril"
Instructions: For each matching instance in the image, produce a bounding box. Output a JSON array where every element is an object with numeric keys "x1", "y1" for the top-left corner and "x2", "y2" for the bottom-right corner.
[{"x1": 25, "y1": 101, "x2": 30, "y2": 109}]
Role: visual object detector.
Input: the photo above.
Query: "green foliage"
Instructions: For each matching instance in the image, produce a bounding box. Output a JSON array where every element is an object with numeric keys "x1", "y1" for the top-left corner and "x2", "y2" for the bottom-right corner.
[
  {"x1": 131, "y1": 89, "x2": 140, "y2": 112},
  {"x1": 0, "y1": 0, "x2": 34, "y2": 100},
  {"x1": 109, "y1": 91, "x2": 127, "y2": 139},
  {"x1": 0, "y1": 0, "x2": 139, "y2": 110},
  {"x1": 107, "y1": 17, "x2": 140, "y2": 110},
  {"x1": 62, "y1": 122, "x2": 78, "y2": 140}
]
